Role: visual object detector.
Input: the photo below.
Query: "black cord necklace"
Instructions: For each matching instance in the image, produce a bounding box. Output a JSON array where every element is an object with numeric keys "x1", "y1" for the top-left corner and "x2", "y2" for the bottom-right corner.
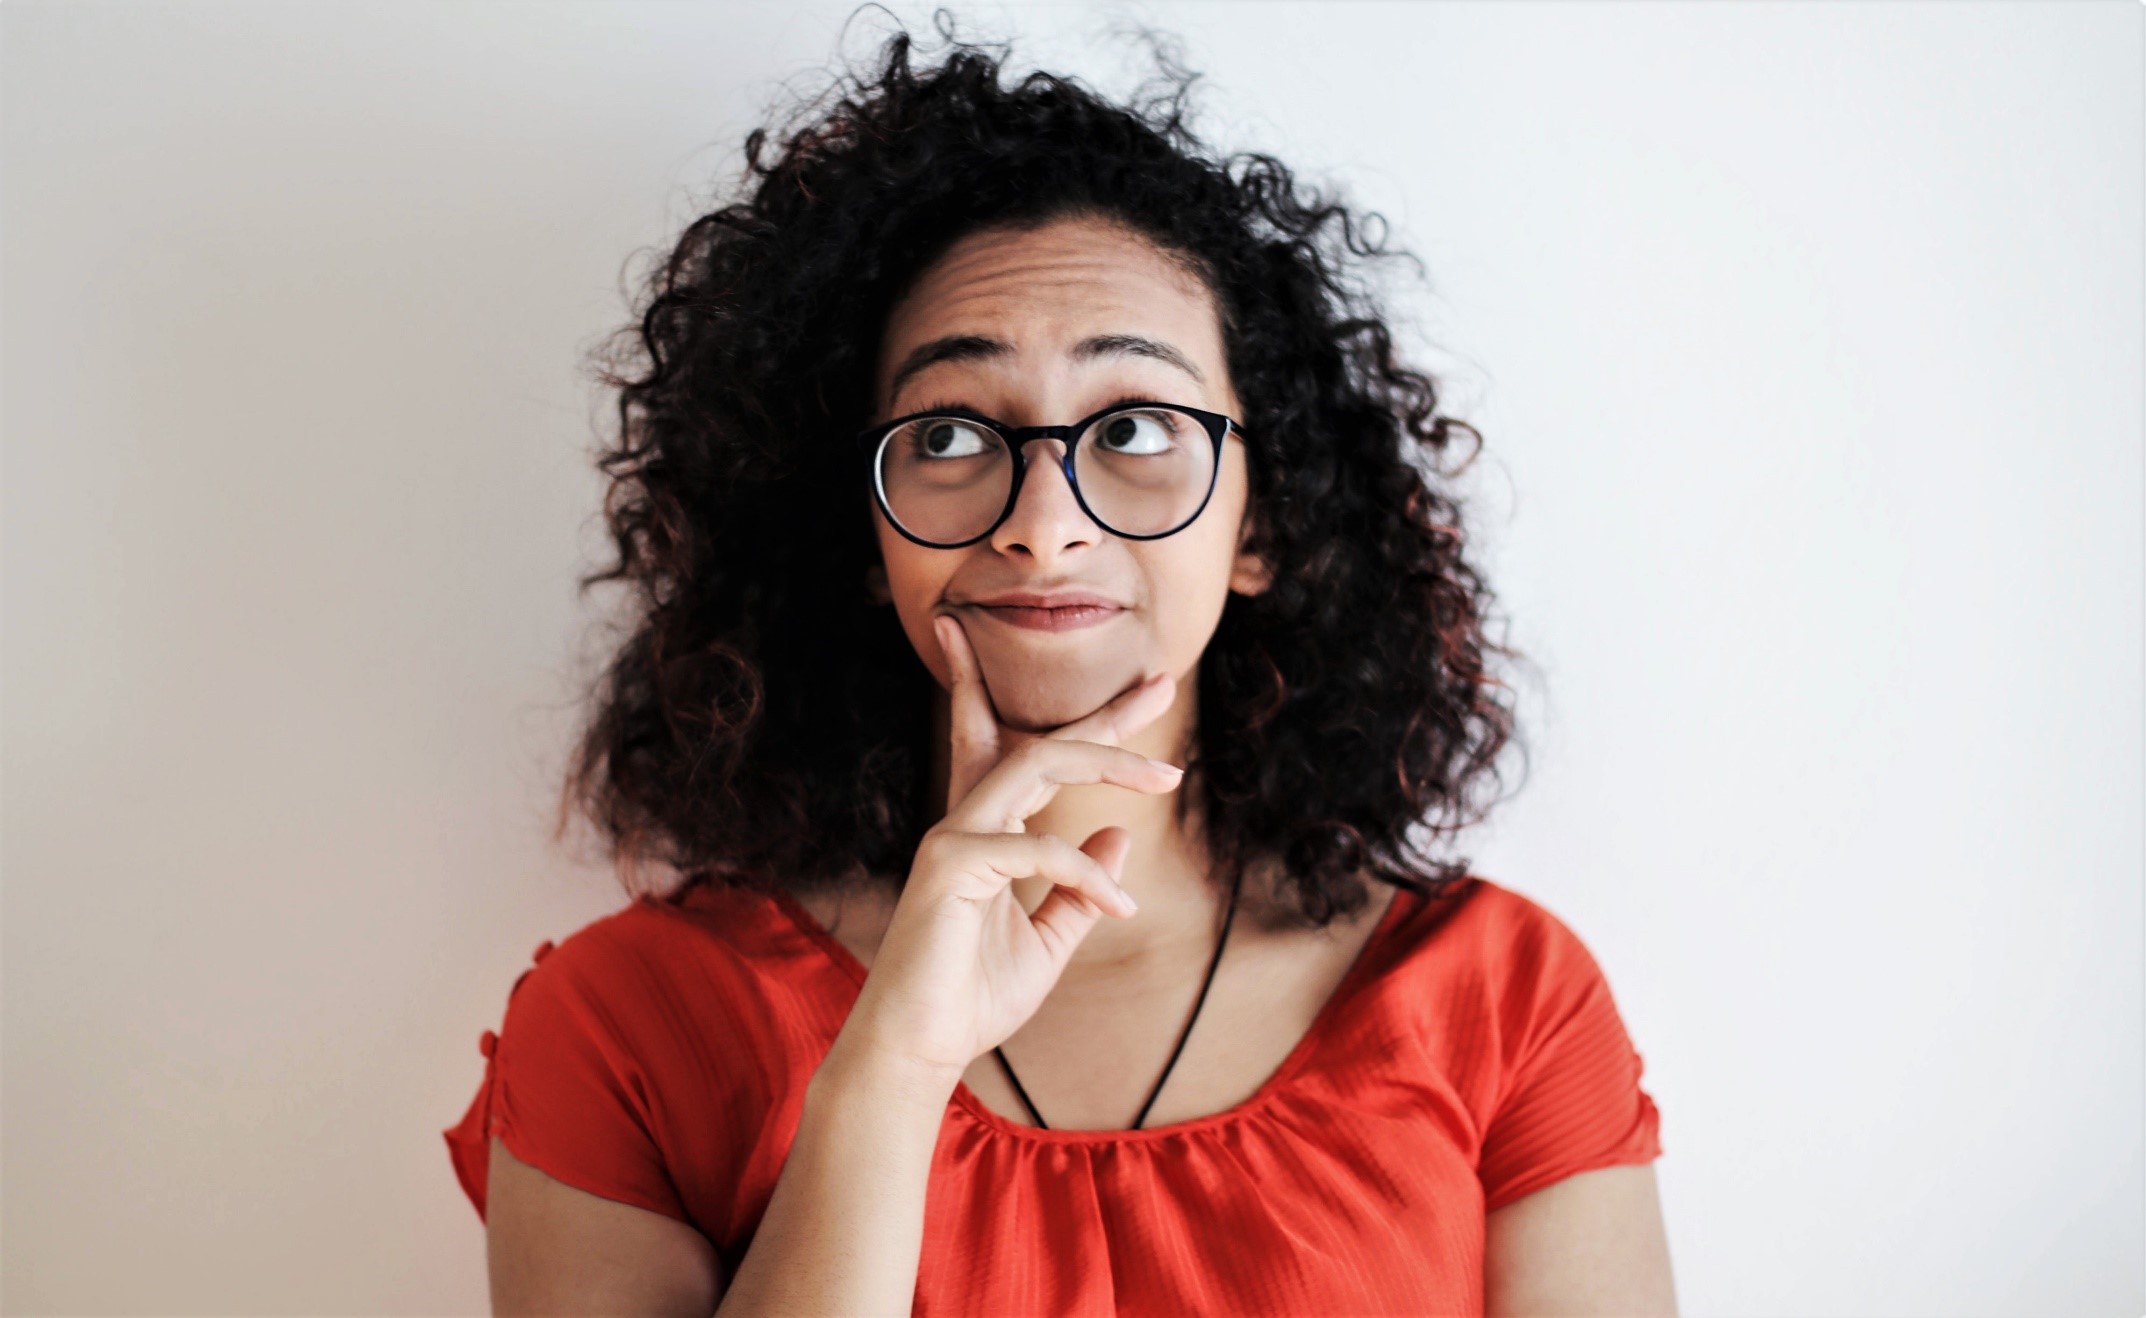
[{"x1": 993, "y1": 867, "x2": 1245, "y2": 1131}]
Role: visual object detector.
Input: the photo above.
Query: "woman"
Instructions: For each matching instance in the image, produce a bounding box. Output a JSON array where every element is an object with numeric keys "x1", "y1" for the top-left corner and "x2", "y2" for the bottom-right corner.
[{"x1": 444, "y1": 18, "x2": 1673, "y2": 1316}]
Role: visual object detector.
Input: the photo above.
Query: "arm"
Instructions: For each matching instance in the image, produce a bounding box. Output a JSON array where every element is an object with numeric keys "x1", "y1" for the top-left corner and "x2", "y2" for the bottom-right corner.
[
  {"x1": 485, "y1": 1136, "x2": 724, "y2": 1316},
  {"x1": 709, "y1": 634, "x2": 1161, "y2": 1316},
  {"x1": 483, "y1": 624, "x2": 1165, "y2": 1314},
  {"x1": 1484, "y1": 1163, "x2": 1677, "y2": 1317},
  {"x1": 713, "y1": 1038, "x2": 957, "y2": 1317}
]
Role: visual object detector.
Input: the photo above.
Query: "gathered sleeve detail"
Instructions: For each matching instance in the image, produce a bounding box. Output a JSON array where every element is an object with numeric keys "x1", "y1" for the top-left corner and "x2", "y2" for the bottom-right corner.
[
  {"x1": 1475, "y1": 903, "x2": 1662, "y2": 1213},
  {"x1": 442, "y1": 935, "x2": 691, "y2": 1226}
]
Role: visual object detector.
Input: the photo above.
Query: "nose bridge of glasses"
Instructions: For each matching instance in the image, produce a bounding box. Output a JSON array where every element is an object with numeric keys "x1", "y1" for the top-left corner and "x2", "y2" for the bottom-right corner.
[
  {"x1": 1005, "y1": 431, "x2": 1080, "y2": 518},
  {"x1": 1003, "y1": 426, "x2": 1078, "y2": 478},
  {"x1": 1004, "y1": 423, "x2": 1079, "y2": 451}
]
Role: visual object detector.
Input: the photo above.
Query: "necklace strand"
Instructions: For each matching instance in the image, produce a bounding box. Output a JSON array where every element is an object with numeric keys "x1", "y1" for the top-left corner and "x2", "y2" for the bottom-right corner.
[{"x1": 993, "y1": 868, "x2": 1244, "y2": 1131}]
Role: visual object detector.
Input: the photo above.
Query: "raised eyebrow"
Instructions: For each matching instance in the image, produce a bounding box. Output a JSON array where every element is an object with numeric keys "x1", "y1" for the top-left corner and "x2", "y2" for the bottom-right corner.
[
  {"x1": 885, "y1": 332, "x2": 1205, "y2": 410},
  {"x1": 1070, "y1": 334, "x2": 1205, "y2": 386},
  {"x1": 886, "y1": 334, "x2": 1009, "y2": 407}
]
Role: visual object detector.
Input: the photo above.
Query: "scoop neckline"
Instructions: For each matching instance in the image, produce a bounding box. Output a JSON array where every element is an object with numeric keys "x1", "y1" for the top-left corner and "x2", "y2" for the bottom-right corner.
[{"x1": 765, "y1": 879, "x2": 1418, "y2": 1145}]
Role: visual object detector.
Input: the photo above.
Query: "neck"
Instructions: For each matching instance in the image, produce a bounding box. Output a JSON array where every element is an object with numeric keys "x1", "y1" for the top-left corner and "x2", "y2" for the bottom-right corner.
[{"x1": 925, "y1": 673, "x2": 1227, "y2": 973}]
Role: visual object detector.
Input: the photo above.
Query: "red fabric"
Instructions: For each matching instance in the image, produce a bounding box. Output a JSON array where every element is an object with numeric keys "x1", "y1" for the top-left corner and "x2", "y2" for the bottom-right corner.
[{"x1": 443, "y1": 875, "x2": 1662, "y2": 1314}]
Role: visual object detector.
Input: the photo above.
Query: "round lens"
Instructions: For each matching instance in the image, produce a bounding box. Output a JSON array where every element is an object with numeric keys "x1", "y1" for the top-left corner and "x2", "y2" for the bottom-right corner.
[
  {"x1": 1072, "y1": 406, "x2": 1215, "y2": 536},
  {"x1": 876, "y1": 416, "x2": 1012, "y2": 544}
]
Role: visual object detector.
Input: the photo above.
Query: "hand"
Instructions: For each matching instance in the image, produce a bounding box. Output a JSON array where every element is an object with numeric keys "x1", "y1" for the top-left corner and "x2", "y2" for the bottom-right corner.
[{"x1": 831, "y1": 612, "x2": 1183, "y2": 1085}]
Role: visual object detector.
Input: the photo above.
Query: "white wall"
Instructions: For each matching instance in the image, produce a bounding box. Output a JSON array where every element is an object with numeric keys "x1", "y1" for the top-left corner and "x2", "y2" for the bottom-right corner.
[{"x1": 4, "y1": 2, "x2": 2137, "y2": 1313}]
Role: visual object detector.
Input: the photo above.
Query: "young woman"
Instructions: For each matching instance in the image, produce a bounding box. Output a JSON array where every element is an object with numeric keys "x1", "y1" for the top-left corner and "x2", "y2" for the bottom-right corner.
[{"x1": 444, "y1": 20, "x2": 1673, "y2": 1316}]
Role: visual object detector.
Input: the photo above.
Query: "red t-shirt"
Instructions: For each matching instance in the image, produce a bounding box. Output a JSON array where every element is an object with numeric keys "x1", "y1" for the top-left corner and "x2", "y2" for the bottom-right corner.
[{"x1": 443, "y1": 874, "x2": 1662, "y2": 1314}]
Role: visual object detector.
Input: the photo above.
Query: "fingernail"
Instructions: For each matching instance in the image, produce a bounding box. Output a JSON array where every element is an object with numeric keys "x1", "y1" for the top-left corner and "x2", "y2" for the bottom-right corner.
[
  {"x1": 1117, "y1": 886, "x2": 1139, "y2": 913},
  {"x1": 1147, "y1": 757, "x2": 1184, "y2": 776}
]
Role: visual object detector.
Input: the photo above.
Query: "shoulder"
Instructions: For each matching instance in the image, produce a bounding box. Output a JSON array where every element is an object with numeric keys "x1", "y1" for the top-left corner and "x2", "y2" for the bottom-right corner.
[
  {"x1": 1486, "y1": 883, "x2": 1631, "y2": 1051},
  {"x1": 1373, "y1": 876, "x2": 1640, "y2": 1078},
  {"x1": 1461, "y1": 880, "x2": 1665, "y2": 1212},
  {"x1": 507, "y1": 896, "x2": 685, "y2": 997},
  {"x1": 496, "y1": 885, "x2": 786, "y2": 1042},
  {"x1": 1461, "y1": 877, "x2": 1611, "y2": 981},
  {"x1": 1383, "y1": 874, "x2": 1606, "y2": 986},
  {"x1": 450, "y1": 883, "x2": 817, "y2": 1240}
]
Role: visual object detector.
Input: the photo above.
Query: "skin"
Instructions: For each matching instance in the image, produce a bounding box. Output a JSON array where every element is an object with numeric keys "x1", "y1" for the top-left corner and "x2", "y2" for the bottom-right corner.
[
  {"x1": 865, "y1": 208, "x2": 1271, "y2": 980},
  {"x1": 482, "y1": 210, "x2": 1677, "y2": 1315}
]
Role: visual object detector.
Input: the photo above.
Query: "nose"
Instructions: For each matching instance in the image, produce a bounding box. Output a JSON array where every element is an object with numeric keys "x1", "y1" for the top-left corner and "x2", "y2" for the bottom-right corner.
[{"x1": 989, "y1": 436, "x2": 1102, "y2": 562}]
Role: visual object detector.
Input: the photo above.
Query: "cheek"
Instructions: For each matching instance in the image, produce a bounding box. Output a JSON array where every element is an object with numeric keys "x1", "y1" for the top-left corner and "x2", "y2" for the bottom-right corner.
[{"x1": 1134, "y1": 520, "x2": 1244, "y2": 673}]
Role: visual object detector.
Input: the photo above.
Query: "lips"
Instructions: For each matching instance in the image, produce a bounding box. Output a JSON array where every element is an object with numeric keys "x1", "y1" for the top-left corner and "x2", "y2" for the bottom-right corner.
[
  {"x1": 973, "y1": 602, "x2": 1125, "y2": 632},
  {"x1": 957, "y1": 590, "x2": 1128, "y2": 633}
]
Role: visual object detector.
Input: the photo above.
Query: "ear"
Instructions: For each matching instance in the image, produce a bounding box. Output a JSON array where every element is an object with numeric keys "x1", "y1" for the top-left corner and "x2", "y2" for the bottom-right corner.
[
  {"x1": 1228, "y1": 505, "x2": 1273, "y2": 597},
  {"x1": 865, "y1": 561, "x2": 893, "y2": 605}
]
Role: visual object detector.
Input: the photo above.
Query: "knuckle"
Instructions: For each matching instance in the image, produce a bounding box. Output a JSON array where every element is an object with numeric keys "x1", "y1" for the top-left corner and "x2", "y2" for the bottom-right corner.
[
  {"x1": 979, "y1": 834, "x2": 1031, "y2": 879},
  {"x1": 1040, "y1": 833, "x2": 1099, "y2": 881},
  {"x1": 915, "y1": 828, "x2": 957, "y2": 865}
]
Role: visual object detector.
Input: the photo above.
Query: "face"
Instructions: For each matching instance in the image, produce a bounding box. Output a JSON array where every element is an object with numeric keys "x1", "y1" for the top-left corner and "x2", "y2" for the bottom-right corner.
[{"x1": 868, "y1": 212, "x2": 1270, "y2": 735}]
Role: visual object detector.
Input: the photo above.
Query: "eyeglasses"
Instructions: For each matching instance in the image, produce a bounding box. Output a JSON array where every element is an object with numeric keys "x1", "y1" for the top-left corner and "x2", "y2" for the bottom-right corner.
[{"x1": 858, "y1": 398, "x2": 1244, "y2": 549}]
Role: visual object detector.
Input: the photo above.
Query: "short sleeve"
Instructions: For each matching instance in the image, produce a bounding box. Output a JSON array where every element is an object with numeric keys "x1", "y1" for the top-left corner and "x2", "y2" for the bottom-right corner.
[
  {"x1": 441, "y1": 937, "x2": 690, "y2": 1226},
  {"x1": 1476, "y1": 906, "x2": 1663, "y2": 1213}
]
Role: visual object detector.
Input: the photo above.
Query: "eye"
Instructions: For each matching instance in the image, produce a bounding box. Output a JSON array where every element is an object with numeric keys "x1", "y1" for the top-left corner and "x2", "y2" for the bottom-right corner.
[
  {"x1": 1091, "y1": 408, "x2": 1183, "y2": 457},
  {"x1": 905, "y1": 417, "x2": 997, "y2": 460}
]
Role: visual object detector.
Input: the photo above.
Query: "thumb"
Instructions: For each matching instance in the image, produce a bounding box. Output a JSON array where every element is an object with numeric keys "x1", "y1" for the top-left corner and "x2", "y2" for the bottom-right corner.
[
  {"x1": 1026, "y1": 826, "x2": 1136, "y2": 962},
  {"x1": 1080, "y1": 826, "x2": 1134, "y2": 885}
]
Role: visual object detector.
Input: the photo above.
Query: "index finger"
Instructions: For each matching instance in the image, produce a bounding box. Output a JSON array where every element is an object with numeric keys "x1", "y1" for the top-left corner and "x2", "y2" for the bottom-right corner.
[
  {"x1": 935, "y1": 613, "x2": 1003, "y2": 810},
  {"x1": 944, "y1": 737, "x2": 1186, "y2": 836}
]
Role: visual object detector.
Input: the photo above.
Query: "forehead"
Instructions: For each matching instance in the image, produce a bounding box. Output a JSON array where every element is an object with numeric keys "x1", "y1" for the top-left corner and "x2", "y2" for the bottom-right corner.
[{"x1": 875, "y1": 216, "x2": 1224, "y2": 405}]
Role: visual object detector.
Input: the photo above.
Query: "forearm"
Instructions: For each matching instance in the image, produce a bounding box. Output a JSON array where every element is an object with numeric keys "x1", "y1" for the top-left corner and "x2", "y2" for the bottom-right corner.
[{"x1": 715, "y1": 1037, "x2": 957, "y2": 1317}]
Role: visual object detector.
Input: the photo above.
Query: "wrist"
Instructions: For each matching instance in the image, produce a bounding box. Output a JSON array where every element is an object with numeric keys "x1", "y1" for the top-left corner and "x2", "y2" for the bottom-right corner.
[{"x1": 814, "y1": 1031, "x2": 964, "y2": 1114}]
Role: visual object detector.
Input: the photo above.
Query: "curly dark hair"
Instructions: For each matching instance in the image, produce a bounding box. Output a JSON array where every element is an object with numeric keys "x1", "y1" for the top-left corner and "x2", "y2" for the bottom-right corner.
[{"x1": 556, "y1": 10, "x2": 1532, "y2": 931}]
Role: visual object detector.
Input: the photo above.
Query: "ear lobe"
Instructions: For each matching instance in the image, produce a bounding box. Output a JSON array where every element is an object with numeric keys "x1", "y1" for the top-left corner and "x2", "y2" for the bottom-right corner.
[{"x1": 1230, "y1": 505, "x2": 1273, "y2": 597}]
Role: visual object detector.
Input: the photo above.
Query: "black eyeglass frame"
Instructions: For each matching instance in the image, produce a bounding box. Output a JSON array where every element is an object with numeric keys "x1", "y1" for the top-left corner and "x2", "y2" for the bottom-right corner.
[{"x1": 858, "y1": 398, "x2": 1246, "y2": 549}]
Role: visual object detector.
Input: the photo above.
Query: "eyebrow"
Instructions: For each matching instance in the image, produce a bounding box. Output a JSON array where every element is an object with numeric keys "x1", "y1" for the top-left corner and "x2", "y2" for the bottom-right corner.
[{"x1": 885, "y1": 332, "x2": 1206, "y2": 409}]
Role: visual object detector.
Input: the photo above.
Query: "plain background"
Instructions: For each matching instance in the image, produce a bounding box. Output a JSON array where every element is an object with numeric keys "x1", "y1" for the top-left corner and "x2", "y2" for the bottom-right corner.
[{"x1": 4, "y1": 1, "x2": 2139, "y2": 1313}]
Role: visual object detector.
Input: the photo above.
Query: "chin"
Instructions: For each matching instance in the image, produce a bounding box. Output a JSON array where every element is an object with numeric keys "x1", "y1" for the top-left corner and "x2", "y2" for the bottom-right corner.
[{"x1": 975, "y1": 649, "x2": 1146, "y2": 733}]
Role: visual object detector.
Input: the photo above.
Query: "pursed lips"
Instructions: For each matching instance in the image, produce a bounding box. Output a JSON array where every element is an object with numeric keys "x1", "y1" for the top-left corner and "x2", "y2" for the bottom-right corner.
[{"x1": 960, "y1": 597, "x2": 1128, "y2": 632}]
